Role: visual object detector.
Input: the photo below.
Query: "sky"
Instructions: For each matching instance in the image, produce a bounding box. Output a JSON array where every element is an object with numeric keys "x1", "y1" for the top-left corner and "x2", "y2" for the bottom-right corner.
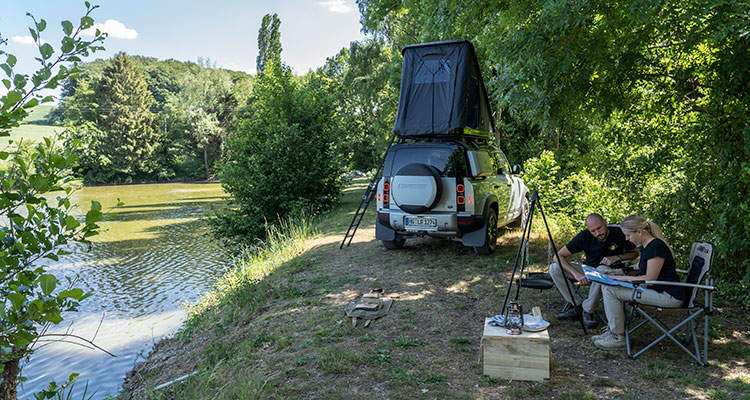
[{"x1": 0, "y1": 0, "x2": 366, "y2": 98}]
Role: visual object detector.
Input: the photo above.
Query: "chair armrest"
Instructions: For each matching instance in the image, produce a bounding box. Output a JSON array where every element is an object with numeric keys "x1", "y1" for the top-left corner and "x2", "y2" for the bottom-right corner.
[{"x1": 642, "y1": 280, "x2": 716, "y2": 291}]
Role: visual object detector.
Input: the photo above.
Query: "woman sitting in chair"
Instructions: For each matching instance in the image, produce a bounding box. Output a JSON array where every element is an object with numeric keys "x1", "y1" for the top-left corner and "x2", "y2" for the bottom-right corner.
[{"x1": 593, "y1": 215, "x2": 684, "y2": 349}]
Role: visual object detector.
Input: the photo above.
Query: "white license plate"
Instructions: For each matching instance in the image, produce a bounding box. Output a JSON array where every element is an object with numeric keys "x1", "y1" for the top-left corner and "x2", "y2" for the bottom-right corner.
[{"x1": 405, "y1": 216, "x2": 438, "y2": 230}]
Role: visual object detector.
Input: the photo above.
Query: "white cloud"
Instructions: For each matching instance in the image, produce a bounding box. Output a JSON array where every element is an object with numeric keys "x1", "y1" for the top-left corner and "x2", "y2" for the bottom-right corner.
[
  {"x1": 11, "y1": 35, "x2": 46, "y2": 45},
  {"x1": 83, "y1": 19, "x2": 138, "y2": 39},
  {"x1": 318, "y1": 0, "x2": 354, "y2": 14}
]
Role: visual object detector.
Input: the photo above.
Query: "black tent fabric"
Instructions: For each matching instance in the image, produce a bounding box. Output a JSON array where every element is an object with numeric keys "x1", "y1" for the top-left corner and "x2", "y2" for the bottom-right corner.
[{"x1": 393, "y1": 40, "x2": 496, "y2": 139}]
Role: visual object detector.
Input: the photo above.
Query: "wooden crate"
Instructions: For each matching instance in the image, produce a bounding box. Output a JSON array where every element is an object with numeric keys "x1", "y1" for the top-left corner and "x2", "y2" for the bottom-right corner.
[{"x1": 482, "y1": 318, "x2": 550, "y2": 381}]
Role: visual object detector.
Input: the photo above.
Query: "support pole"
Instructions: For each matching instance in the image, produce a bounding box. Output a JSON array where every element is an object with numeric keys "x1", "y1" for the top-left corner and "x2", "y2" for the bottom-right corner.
[
  {"x1": 537, "y1": 195, "x2": 588, "y2": 334},
  {"x1": 500, "y1": 189, "x2": 589, "y2": 334}
]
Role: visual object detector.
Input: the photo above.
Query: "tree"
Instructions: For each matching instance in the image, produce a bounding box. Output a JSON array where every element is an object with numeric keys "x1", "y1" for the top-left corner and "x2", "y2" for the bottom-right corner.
[
  {"x1": 355, "y1": 0, "x2": 750, "y2": 302},
  {"x1": 70, "y1": 52, "x2": 159, "y2": 183},
  {"x1": 256, "y1": 13, "x2": 282, "y2": 75},
  {"x1": 319, "y1": 38, "x2": 398, "y2": 171},
  {"x1": 214, "y1": 57, "x2": 343, "y2": 242},
  {"x1": 0, "y1": 4, "x2": 110, "y2": 399},
  {"x1": 167, "y1": 60, "x2": 234, "y2": 180}
]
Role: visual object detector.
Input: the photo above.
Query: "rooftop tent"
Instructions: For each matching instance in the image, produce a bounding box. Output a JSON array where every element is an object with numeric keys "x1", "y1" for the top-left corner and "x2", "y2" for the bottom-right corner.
[{"x1": 393, "y1": 40, "x2": 497, "y2": 139}]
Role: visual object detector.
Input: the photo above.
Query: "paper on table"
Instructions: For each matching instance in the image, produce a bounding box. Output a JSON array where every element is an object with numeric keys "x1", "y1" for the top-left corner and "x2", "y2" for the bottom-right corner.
[{"x1": 583, "y1": 265, "x2": 642, "y2": 290}]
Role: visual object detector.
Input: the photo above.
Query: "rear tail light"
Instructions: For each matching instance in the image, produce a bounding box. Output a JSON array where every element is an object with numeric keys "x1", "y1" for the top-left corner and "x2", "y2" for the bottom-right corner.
[
  {"x1": 456, "y1": 180, "x2": 473, "y2": 211},
  {"x1": 378, "y1": 179, "x2": 390, "y2": 209},
  {"x1": 456, "y1": 182, "x2": 465, "y2": 212}
]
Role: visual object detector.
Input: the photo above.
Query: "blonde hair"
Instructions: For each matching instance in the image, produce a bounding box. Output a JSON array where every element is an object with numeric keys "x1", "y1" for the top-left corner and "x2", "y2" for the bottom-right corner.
[{"x1": 622, "y1": 214, "x2": 673, "y2": 255}]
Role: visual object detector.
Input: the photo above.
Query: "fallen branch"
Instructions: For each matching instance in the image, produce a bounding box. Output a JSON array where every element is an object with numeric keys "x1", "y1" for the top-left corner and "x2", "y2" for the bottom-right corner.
[{"x1": 154, "y1": 371, "x2": 198, "y2": 391}]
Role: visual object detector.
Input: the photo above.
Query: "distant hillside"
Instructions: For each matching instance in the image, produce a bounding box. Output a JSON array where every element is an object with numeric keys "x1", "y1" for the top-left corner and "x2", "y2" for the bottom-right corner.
[
  {"x1": 23, "y1": 105, "x2": 57, "y2": 125},
  {"x1": 3, "y1": 105, "x2": 63, "y2": 148}
]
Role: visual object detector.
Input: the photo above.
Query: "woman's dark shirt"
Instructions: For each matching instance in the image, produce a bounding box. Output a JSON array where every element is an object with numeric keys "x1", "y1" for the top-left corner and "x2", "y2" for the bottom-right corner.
[{"x1": 638, "y1": 238, "x2": 682, "y2": 299}]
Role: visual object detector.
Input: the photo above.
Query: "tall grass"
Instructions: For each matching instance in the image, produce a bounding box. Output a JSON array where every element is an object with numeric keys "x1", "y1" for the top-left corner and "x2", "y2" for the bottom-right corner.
[{"x1": 184, "y1": 215, "x2": 315, "y2": 326}]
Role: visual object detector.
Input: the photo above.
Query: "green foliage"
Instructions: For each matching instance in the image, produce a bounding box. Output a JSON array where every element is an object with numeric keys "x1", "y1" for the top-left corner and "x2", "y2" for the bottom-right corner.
[
  {"x1": 717, "y1": 280, "x2": 750, "y2": 308},
  {"x1": 0, "y1": 4, "x2": 109, "y2": 398},
  {"x1": 357, "y1": 0, "x2": 750, "y2": 303},
  {"x1": 84, "y1": 52, "x2": 159, "y2": 182},
  {"x1": 0, "y1": 4, "x2": 105, "y2": 138},
  {"x1": 523, "y1": 150, "x2": 630, "y2": 229},
  {"x1": 56, "y1": 55, "x2": 252, "y2": 183},
  {"x1": 214, "y1": 57, "x2": 343, "y2": 242},
  {"x1": 256, "y1": 13, "x2": 282, "y2": 76},
  {"x1": 166, "y1": 59, "x2": 235, "y2": 180},
  {"x1": 319, "y1": 39, "x2": 399, "y2": 171}
]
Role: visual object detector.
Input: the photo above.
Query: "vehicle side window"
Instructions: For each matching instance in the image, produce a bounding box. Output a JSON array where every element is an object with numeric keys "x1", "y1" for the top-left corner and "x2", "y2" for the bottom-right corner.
[
  {"x1": 488, "y1": 150, "x2": 502, "y2": 175},
  {"x1": 495, "y1": 149, "x2": 511, "y2": 175},
  {"x1": 445, "y1": 148, "x2": 467, "y2": 177}
]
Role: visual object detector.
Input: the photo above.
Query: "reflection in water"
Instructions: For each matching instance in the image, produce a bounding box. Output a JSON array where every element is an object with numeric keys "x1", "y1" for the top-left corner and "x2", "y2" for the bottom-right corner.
[{"x1": 18, "y1": 183, "x2": 230, "y2": 399}]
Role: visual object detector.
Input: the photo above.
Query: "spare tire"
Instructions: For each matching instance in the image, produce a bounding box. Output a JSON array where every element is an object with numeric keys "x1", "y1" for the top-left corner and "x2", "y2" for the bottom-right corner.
[{"x1": 390, "y1": 163, "x2": 443, "y2": 214}]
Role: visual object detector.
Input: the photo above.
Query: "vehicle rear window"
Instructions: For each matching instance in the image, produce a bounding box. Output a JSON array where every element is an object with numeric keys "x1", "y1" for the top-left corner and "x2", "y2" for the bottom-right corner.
[{"x1": 387, "y1": 146, "x2": 466, "y2": 177}]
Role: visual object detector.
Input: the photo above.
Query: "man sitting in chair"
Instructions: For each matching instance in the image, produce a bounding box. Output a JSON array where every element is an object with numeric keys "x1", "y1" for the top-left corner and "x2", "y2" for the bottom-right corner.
[{"x1": 550, "y1": 213, "x2": 638, "y2": 328}]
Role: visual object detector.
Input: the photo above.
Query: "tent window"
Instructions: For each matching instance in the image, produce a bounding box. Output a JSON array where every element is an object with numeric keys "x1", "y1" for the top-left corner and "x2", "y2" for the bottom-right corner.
[{"x1": 415, "y1": 59, "x2": 451, "y2": 84}]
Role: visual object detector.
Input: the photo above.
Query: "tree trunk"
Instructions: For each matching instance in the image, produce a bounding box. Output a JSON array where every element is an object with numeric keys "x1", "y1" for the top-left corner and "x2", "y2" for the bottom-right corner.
[
  {"x1": 203, "y1": 146, "x2": 209, "y2": 181},
  {"x1": 0, "y1": 358, "x2": 20, "y2": 400}
]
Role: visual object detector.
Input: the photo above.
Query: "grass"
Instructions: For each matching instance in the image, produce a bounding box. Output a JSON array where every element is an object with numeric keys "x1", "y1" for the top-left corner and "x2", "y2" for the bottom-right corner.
[
  {"x1": 504, "y1": 384, "x2": 547, "y2": 398},
  {"x1": 3, "y1": 105, "x2": 61, "y2": 147},
  {"x1": 119, "y1": 177, "x2": 750, "y2": 400},
  {"x1": 23, "y1": 104, "x2": 57, "y2": 123},
  {"x1": 391, "y1": 337, "x2": 428, "y2": 348},
  {"x1": 559, "y1": 391, "x2": 597, "y2": 400},
  {"x1": 639, "y1": 360, "x2": 679, "y2": 381},
  {"x1": 591, "y1": 377, "x2": 616, "y2": 387},
  {"x1": 317, "y1": 347, "x2": 362, "y2": 374}
]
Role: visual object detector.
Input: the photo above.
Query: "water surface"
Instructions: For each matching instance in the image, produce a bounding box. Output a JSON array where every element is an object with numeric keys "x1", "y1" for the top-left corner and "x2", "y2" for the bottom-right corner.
[{"x1": 18, "y1": 182, "x2": 230, "y2": 399}]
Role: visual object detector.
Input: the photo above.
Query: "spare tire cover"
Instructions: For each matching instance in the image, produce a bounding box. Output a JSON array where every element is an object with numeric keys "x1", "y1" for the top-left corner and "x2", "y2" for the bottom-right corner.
[{"x1": 391, "y1": 163, "x2": 443, "y2": 214}]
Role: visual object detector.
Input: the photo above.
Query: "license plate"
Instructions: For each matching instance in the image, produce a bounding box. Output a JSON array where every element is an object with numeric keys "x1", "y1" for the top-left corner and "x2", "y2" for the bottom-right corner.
[{"x1": 405, "y1": 216, "x2": 438, "y2": 230}]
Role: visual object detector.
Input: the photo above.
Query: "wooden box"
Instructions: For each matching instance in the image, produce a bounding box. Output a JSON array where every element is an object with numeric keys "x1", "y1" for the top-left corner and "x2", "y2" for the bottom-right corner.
[{"x1": 482, "y1": 318, "x2": 550, "y2": 381}]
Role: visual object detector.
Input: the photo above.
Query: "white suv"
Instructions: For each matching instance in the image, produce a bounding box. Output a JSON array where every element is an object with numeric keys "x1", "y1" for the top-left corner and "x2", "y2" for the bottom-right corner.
[{"x1": 375, "y1": 139, "x2": 529, "y2": 254}]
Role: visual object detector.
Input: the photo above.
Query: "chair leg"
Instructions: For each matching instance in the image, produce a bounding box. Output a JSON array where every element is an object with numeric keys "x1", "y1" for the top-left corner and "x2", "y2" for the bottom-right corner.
[
  {"x1": 629, "y1": 307, "x2": 707, "y2": 365},
  {"x1": 625, "y1": 302, "x2": 632, "y2": 356},
  {"x1": 703, "y1": 313, "x2": 710, "y2": 366},
  {"x1": 594, "y1": 310, "x2": 606, "y2": 325},
  {"x1": 689, "y1": 319, "x2": 701, "y2": 365},
  {"x1": 523, "y1": 286, "x2": 528, "y2": 308}
]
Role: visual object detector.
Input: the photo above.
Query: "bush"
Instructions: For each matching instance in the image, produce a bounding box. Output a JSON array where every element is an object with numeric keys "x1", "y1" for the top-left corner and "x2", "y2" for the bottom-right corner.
[
  {"x1": 213, "y1": 61, "x2": 343, "y2": 243},
  {"x1": 523, "y1": 150, "x2": 629, "y2": 227}
]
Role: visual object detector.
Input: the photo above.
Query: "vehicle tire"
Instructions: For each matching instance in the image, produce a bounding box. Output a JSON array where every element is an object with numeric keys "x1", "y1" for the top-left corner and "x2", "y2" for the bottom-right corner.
[
  {"x1": 474, "y1": 208, "x2": 498, "y2": 255},
  {"x1": 382, "y1": 236, "x2": 406, "y2": 250},
  {"x1": 390, "y1": 163, "x2": 443, "y2": 214},
  {"x1": 510, "y1": 195, "x2": 530, "y2": 229}
]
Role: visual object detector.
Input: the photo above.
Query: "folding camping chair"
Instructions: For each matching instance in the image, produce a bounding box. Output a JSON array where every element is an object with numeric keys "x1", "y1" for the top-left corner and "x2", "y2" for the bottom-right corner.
[{"x1": 624, "y1": 241, "x2": 716, "y2": 365}]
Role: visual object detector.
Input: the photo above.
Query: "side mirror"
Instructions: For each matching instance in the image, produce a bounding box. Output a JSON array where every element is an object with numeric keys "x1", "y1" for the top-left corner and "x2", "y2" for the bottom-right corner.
[{"x1": 511, "y1": 164, "x2": 523, "y2": 174}]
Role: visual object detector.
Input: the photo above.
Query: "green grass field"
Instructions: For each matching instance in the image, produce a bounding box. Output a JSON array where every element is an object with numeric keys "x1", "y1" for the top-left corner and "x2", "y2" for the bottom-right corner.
[
  {"x1": 23, "y1": 105, "x2": 56, "y2": 124},
  {"x1": 3, "y1": 105, "x2": 62, "y2": 148}
]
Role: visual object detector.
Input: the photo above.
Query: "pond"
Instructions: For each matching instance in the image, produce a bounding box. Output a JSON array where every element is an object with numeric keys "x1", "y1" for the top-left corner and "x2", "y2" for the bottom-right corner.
[{"x1": 18, "y1": 182, "x2": 231, "y2": 399}]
